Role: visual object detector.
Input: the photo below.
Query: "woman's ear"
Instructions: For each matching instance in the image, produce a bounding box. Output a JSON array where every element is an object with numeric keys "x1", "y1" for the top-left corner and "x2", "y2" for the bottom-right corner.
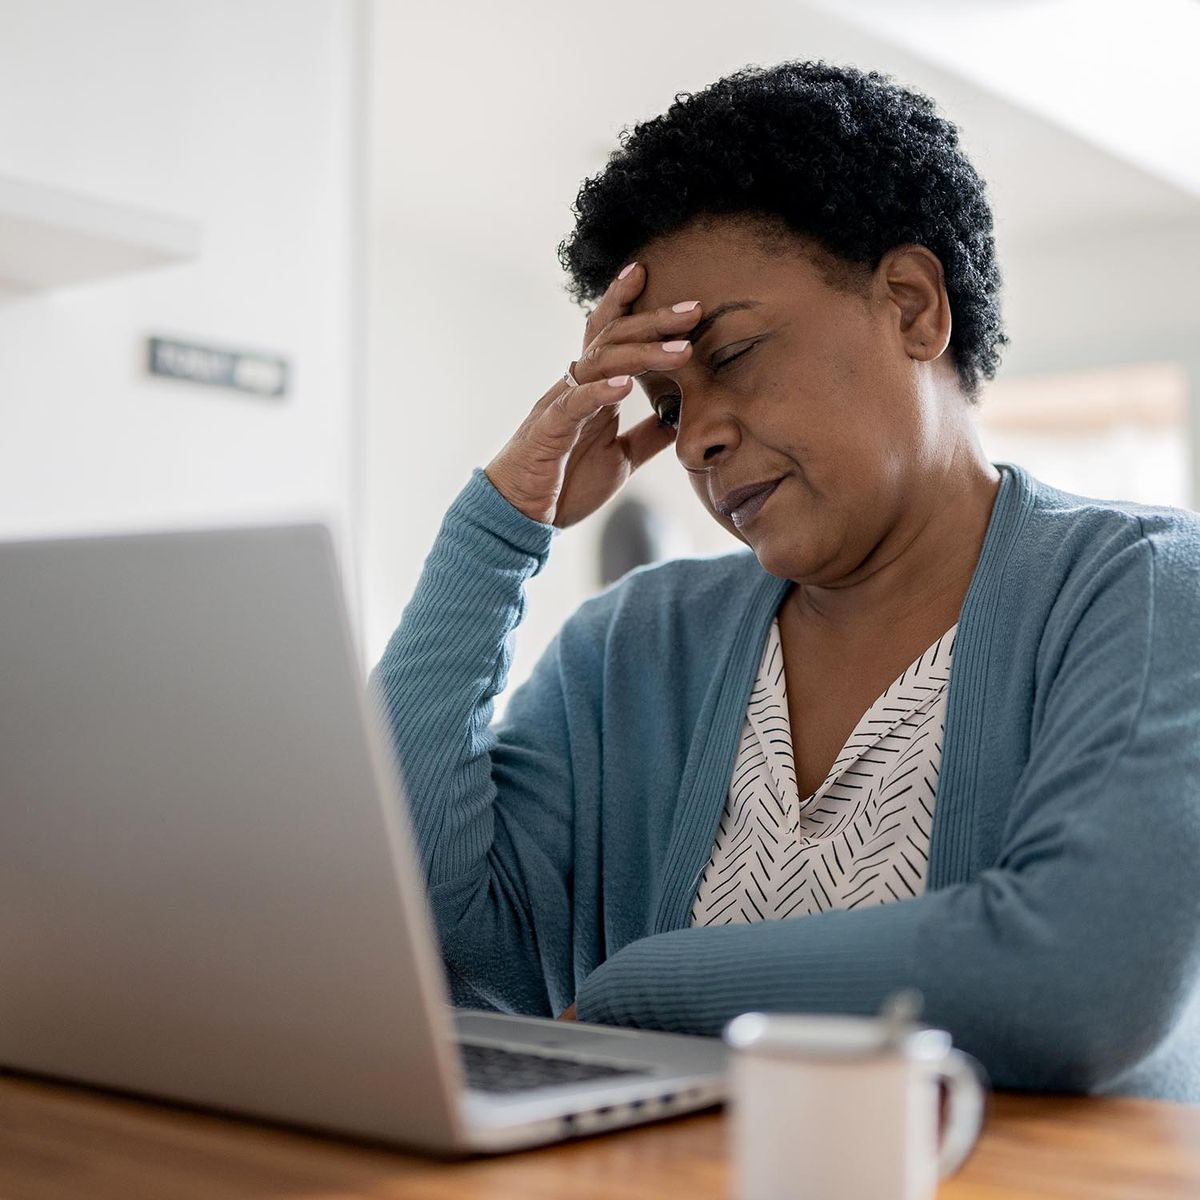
[{"x1": 877, "y1": 244, "x2": 952, "y2": 364}]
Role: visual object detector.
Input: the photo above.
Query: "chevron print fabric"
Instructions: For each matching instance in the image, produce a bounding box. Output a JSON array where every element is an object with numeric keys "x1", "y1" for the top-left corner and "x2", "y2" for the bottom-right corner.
[{"x1": 691, "y1": 620, "x2": 957, "y2": 926}]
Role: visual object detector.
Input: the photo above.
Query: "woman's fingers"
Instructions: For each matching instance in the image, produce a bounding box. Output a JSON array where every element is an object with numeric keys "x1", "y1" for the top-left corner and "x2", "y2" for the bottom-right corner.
[
  {"x1": 511, "y1": 374, "x2": 633, "y2": 462},
  {"x1": 486, "y1": 374, "x2": 635, "y2": 524},
  {"x1": 572, "y1": 335, "x2": 695, "y2": 387},
  {"x1": 565, "y1": 294, "x2": 703, "y2": 404},
  {"x1": 583, "y1": 299, "x2": 703, "y2": 361},
  {"x1": 573, "y1": 299, "x2": 703, "y2": 385},
  {"x1": 580, "y1": 261, "x2": 645, "y2": 355},
  {"x1": 549, "y1": 374, "x2": 633, "y2": 436}
]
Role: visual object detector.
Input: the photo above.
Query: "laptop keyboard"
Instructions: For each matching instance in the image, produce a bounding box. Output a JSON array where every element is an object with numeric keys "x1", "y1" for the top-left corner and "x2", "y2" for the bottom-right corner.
[{"x1": 460, "y1": 1041, "x2": 647, "y2": 1094}]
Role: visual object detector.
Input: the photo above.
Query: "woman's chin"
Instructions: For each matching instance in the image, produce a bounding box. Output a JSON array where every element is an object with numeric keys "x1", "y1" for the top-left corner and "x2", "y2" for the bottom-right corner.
[
  {"x1": 740, "y1": 519, "x2": 842, "y2": 583},
  {"x1": 746, "y1": 537, "x2": 811, "y2": 582},
  {"x1": 713, "y1": 507, "x2": 823, "y2": 581}
]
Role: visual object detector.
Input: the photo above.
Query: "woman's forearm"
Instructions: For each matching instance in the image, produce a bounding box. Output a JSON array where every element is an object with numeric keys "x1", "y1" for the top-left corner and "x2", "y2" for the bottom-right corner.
[
  {"x1": 369, "y1": 470, "x2": 581, "y2": 1014},
  {"x1": 370, "y1": 469, "x2": 555, "y2": 883}
]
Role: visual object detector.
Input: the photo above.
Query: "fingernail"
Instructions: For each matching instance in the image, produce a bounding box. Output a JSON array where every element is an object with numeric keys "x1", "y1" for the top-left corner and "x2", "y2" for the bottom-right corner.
[
  {"x1": 672, "y1": 300, "x2": 699, "y2": 313},
  {"x1": 607, "y1": 375, "x2": 631, "y2": 387},
  {"x1": 618, "y1": 263, "x2": 637, "y2": 280},
  {"x1": 662, "y1": 340, "x2": 690, "y2": 353}
]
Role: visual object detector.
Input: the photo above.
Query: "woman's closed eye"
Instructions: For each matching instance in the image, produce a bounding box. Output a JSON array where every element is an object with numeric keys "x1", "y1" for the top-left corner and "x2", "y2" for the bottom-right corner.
[
  {"x1": 654, "y1": 340, "x2": 759, "y2": 429},
  {"x1": 710, "y1": 340, "x2": 758, "y2": 371}
]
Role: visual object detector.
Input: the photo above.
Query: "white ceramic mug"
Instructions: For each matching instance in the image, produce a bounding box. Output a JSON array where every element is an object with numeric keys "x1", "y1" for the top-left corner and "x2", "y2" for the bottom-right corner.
[{"x1": 725, "y1": 1010, "x2": 986, "y2": 1200}]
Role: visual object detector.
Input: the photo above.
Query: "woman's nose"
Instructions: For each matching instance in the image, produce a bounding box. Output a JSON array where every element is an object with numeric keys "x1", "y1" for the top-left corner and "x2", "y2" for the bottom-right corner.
[{"x1": 673, "y1": 392, "x2": 741, "y2": 471}]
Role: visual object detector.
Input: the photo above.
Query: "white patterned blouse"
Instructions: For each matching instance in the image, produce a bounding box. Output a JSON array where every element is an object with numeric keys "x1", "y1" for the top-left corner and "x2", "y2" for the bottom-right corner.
[{"x1": 690, "y1": 618, "x2": 957, "y2": 927}]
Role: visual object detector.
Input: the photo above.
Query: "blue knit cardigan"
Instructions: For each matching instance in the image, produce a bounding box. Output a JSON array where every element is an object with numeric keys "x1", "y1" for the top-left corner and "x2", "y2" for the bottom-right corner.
[{"x1": 371, "y1": 464, "x2": 1200, "y2": 1101}]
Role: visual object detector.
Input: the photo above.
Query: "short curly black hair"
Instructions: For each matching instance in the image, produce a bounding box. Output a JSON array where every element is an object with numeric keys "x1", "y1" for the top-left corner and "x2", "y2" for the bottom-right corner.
[{"x1": 559, "y1": 61, "x2": 1007, "y2": 398}]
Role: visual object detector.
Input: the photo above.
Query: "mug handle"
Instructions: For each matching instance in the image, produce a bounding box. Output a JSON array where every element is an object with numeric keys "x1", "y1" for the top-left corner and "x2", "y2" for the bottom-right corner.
[{"x1": 936, "y1": 1049, "x2": 986, "y2": 1178}]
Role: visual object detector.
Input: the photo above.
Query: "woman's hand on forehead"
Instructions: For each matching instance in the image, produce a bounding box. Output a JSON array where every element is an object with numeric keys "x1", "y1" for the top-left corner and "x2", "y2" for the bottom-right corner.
[{"x1": 482, "y1": 261, "x2": 703, "y2": 529}]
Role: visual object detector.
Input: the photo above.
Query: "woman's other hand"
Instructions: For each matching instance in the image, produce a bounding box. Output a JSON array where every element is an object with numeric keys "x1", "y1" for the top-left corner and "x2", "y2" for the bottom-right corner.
[
  {"x1": 485, "y1": 264, "x2": 701, "y2": 528},
  {"x1": 557, "y1": 1002, "x2": 578, "y2": 1021}
]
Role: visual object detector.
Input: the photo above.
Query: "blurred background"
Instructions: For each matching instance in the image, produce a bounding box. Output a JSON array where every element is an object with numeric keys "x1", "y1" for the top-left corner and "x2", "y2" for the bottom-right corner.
[{"x1": 2, "y1": 0, "x2": 1198, "y2": 692}]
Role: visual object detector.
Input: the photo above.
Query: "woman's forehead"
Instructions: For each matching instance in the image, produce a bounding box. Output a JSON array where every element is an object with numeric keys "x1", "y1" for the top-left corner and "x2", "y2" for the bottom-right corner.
[{"x1": 630, "y1": 224, "x2": 823, "y2": 316}]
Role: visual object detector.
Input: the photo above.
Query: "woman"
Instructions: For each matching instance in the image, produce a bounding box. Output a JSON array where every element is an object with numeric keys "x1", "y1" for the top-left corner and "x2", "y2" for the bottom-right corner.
[{"x1": 372, "y1": 62, "x2": 1200, "y2": 1100}]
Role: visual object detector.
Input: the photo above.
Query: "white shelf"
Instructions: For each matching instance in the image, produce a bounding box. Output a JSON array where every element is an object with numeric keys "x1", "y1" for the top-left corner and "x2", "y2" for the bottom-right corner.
[{"x1": 0, "y1": 174, "x2": 201, "y2": 294}]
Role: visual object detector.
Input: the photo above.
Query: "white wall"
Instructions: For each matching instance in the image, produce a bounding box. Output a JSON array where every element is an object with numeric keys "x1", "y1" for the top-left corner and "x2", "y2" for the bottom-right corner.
[{"x1": 0, "y1": 1, "x2": 360, "y2": 562}]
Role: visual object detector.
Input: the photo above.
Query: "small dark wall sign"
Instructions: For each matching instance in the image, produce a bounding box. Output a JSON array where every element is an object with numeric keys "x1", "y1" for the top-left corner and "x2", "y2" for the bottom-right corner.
[{"x1": 147, "y1": 336, "x2": 289, "y2": 399}]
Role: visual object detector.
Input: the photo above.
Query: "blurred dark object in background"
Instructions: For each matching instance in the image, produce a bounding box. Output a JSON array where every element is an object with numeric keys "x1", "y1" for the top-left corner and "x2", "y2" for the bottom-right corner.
[{"x1": 599, "y1": 496, "x2": 670, "y2": 586}]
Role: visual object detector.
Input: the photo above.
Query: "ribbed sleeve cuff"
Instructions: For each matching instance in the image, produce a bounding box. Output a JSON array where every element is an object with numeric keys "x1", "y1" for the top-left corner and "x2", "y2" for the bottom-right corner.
[{"x1": 444, "y1": 468, "x2": 557, "y2": 573}]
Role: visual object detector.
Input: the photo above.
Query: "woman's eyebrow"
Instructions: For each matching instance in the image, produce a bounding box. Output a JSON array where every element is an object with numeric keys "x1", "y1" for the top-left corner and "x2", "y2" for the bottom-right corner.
[{"x1": 687, "y1": 299, "x2": 762, "y2": 344}]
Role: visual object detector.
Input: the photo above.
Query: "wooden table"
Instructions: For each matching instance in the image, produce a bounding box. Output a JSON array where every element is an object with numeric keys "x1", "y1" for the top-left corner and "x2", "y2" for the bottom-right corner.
[{"x1": 2, "y1": 1073, "x2": 1199, "y2": 1199}]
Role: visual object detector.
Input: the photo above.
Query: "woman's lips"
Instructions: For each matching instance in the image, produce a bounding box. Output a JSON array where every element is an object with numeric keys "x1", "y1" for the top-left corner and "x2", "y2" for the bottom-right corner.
[{"x1": 730, "y1": 479, "x2": 782, "y2": 528}]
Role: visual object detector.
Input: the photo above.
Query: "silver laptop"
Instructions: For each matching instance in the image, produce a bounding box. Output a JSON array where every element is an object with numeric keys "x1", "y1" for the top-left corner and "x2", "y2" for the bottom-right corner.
[{"x1": 0, "y1": 523, "x2": 725, "y2": 1154}]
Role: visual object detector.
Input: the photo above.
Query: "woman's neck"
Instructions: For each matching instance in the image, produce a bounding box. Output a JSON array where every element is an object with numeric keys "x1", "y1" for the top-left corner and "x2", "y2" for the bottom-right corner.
[{"x1": 787, "y1": 446, "x2": 1002, "y2": 643}]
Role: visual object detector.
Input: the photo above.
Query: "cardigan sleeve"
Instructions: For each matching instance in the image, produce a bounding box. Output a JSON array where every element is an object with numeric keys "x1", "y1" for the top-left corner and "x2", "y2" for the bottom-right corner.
[
  {"x1": 577, "y1": 518, "x2": 1200, "y2": 1094},
  {"x1": 369, "y1": 469, "x2": 576, "y2": 1018}
]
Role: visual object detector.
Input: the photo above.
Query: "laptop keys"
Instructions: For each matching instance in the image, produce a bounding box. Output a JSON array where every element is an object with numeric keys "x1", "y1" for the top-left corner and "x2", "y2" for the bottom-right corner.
[{"x1": 459, "y1": 1042, "x2": 647, "y2": 1094}]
